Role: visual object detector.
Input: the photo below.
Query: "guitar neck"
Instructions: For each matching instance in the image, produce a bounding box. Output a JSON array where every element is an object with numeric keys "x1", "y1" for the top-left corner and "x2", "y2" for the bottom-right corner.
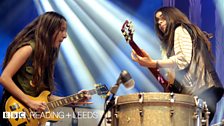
[
  {"x1": 47, "y1": 89, "x2": 96, "y2": 110},
  {"x1": 129, "y1": 40, "x2": 169, "y2": 91},
  {"x1": 130, "y1": 40, "x2": 159, "y2": 73}
]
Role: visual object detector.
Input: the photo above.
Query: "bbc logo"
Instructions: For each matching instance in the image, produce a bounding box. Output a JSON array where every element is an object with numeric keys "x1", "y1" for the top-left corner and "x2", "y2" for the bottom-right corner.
[{"x1": 3, "y1": 112, "x2": 26, "y2": 119}]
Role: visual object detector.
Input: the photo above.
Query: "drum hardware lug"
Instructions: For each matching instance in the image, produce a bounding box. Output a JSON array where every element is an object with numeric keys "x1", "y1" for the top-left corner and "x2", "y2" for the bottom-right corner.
[
  {"x1": 138, "y1": 92, "x2": 144, "y2": 103},
  {"x1": 169, "y1": 92, "x2": 175, "y2": 103},
  {"x1": 201, "y1": 119, "x2": 207, "y2": 125},
  {"x1": 138, "y1": 92, "x2": 144, "y2": 124},
  {"x1": 139, "y1": 110, "x2": 144, "y2": 117},
  {"x1": 170, "y1": 109, "x2": 174, "y2": 117},
  {"x1": 193, "y1": 112, "x2": 198, "y2": 119},
  {"x1": 106, "y1": 117, "x2": 112, "y2": 124},
  {"x1": 115, "y1": 96, "x2": 118, "y2": 105},
  {"x1": 202, "y1": 101, "x2": 210, "y2": 126},
  {"x1": 194, "y1": 96, "x2": 203, "y2": 109},
  {"x1": 114, "y1": 113, "x2": 118, "y2": 118},
  {"x1": 194, "y1": 96, "x2": 207, "y2": 126},
  {"x1": 139, "y1": 107, "x2": 144, "y2": 124}
]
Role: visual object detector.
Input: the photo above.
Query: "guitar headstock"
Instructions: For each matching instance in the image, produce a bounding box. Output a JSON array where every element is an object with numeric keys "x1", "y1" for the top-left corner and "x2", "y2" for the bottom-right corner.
[
  {"x1": 94, "y1": 84, "x2": 108, "y2": 96},
  {"x1": 121, "y1": 20, "x2": 135, "y2": 43}
]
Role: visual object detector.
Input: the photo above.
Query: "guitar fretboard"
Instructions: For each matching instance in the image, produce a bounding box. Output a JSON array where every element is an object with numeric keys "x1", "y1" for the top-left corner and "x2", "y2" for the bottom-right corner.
[{"x1": 47, "y1": 89, "x2": 96, "y2": 110}]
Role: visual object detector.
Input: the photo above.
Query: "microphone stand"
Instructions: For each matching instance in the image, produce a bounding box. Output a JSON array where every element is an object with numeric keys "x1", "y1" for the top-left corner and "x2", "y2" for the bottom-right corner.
[
  {"x1": 98, "y1": 79, "x2": 121, "y2": 126},
  {"x1": 98, "y1": 94, "x2": 116, "y2": 126},
  {"x1": 72, "y1": 106, "x2": 78, "y2": 126}
]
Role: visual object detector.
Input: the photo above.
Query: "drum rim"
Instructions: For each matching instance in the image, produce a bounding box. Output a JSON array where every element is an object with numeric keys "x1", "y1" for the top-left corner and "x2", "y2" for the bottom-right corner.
[{"x1": 116, "y1": 92, "x2": 196, "y2": 106}]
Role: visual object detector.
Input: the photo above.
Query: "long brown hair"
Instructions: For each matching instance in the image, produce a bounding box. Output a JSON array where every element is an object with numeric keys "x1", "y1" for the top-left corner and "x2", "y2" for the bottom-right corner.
[
  {"x1": 3, "y1": 11, "x2": 66, "y2": 91},
  {"x1": 154, "y1": 7, "x2": 212, "y2": 57}
]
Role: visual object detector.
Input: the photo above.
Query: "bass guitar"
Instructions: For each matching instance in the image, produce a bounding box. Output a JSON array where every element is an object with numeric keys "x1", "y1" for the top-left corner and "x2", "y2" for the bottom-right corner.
[{"x1": 121, "y1": 20, "x2": 170, "y2": 92}]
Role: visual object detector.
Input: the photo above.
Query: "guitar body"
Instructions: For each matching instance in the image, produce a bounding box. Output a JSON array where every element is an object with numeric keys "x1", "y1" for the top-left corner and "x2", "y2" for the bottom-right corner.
[
  {"x1": 5, "y1": 91, "x2": 60, "y2": 126},
  {"x1": 4, "y1": 84, "x2": 108, "y2": 126}
]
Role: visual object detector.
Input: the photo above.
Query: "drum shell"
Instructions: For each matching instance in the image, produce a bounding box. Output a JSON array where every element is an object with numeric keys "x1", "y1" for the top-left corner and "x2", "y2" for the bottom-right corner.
[{"x1": 111, "y1": 93, "x2": 196, "y2": 126}]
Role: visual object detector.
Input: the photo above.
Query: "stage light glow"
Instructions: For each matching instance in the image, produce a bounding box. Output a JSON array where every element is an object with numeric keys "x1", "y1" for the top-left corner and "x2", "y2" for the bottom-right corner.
[
  {"x1": 60, "y1": 38, "x2": 96, "y2": 89},
  {"x1": 96, "y1": 0, "x2": 162, "y2": 57},
  {"x1": 39, "y1": 0, "x2": 53, "y2": 12},
  {"x1": 64, "y1": 0, "x2": 159, "y2": 93},
  {"x1": 49, "y1": 0, "x2": 138, "y2": 93},
  {"x1": 37, "y1": 0, "x2": 95, "y2": 90},
  {"x1": 36, "y1": 0, "x2": 166, "y2": 97},
  {"x1": 73, "y1": 0, "x2": 162, "y2": 91},
  {"x1": 215, "y1": 0, "x2": 224, "y2": 25},
  {"x1": 34, "y1": 0, "x2": 224, "y2": 124}
]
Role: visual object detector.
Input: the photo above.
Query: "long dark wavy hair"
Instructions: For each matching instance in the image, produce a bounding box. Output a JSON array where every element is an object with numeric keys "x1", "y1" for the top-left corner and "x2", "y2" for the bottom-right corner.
[
  {"x1": 3, "y1": 11, "x2": 66, "y2": 92},
  {"x1": 154, "y1": 7, "x2": 213, "y2": 58}
]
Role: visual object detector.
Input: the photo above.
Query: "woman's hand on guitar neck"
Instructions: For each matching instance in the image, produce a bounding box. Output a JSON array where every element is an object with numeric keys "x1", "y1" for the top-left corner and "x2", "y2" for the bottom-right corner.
[
  {"x1": 66, "y1": 90, "x2": 93, "y2": 107},
  {"x1": 75, "y1": 90, "x2": 93, "y2": 105},
  {"x1": 131, "y1": 49, "x2": 157, "y2": 68}
]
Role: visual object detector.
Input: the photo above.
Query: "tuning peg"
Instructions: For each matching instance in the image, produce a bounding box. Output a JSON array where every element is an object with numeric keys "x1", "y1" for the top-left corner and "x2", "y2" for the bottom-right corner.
[
  {"x1": 131, "y1": 29, "x2": 135, "y2": 34},
  {"x1": 125, "y1": 36, "x2": 128, "y2": 40},
  {"x1": 94, "y1": 83, "x2": 100, "y2": 87},
  {"x1": 130, "y1": 21, "x2": 133, "y2": 26}
]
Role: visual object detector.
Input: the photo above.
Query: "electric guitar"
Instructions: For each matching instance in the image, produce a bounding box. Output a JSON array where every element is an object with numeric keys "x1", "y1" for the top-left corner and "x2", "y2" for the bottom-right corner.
[
  {"x1": 5, "y1": 84, "x2": 108, "y2": 126},
  {"x1": 121, "y1": 20, "x2": 170, "y2": 92}
]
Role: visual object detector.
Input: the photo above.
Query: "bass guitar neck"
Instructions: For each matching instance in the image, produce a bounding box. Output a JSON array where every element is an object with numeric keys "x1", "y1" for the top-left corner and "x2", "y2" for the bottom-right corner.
[{"x1": 121, "y1": 20, "x2": 170, "y2": 92}]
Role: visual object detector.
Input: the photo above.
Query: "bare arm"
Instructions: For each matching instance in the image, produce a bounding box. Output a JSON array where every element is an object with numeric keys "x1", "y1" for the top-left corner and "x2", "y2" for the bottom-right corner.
[
  {"x1": 131, "y1": 26, "x2": 192, "y2": 69},
  {"x1": 131, "y1": 49, "x2": 175, "y2": 68},
  {"x1": 0, "y1": 45, "x2": 46, "y2": 111}
]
